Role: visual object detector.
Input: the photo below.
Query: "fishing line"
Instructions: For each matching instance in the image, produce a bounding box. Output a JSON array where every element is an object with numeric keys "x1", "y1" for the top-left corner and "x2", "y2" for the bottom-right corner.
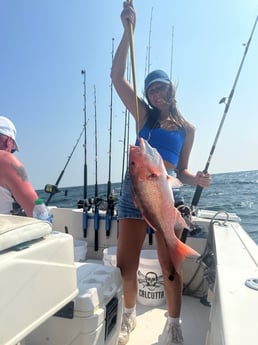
[{"x1": 191, "y1": 15, "x2": 258, "y2": 210}]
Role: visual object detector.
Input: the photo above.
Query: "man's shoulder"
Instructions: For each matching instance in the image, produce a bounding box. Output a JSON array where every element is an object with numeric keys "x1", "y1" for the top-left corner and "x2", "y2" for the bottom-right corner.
[
  {"x1": 0, "y1": 150, "x2": 13, "y2": 160},
  {"x1": 0, "y1": 150, "x2": 20, "y2": 167}
]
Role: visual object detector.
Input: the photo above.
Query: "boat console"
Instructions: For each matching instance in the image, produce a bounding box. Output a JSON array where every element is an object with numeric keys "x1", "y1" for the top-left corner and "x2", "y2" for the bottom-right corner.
[{"x1": 0, "y1": 215, "x2": 78, "y2": 345}]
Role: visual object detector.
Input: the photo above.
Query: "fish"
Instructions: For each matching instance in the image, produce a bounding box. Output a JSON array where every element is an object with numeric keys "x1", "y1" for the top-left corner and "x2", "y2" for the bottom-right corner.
[{"x1": 129, "y1": 137, "x2": 199, "y2": 273}]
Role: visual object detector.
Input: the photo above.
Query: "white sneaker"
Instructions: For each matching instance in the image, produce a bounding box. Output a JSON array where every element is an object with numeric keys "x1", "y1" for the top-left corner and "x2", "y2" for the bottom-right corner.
[
  {"x1": 164, "y1": 322, "x2": 184, "y2": 345},
  {"x1": 118, "y1": 313, "x2": 137, "y2": 345}
]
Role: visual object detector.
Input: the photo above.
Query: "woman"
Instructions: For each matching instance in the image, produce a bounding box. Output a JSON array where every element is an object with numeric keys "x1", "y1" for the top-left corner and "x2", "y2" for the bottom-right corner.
[{"x1": 111, "y1": 2, "x2": 211, "y2": 345}]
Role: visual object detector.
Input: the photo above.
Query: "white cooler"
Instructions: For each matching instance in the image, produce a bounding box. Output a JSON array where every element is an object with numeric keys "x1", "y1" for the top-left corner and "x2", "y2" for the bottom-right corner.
[{"x1": 26, "y1": 261, "x2": 123, "y2": 345}]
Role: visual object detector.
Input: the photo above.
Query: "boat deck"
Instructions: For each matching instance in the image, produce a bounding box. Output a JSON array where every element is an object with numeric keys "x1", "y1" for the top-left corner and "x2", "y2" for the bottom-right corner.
[{"x1": 128, "y1": 295, "x2": 210, "y2": 345}]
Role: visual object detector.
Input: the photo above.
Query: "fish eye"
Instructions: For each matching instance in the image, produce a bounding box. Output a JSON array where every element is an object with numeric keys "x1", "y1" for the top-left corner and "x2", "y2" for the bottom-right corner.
[{"x1": 148, "y1": 173, "x2": 157, "y2": 180}]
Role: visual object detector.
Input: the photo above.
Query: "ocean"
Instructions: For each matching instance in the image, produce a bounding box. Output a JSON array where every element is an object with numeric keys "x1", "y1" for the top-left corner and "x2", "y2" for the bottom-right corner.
[{"x1": 38, "y1": 170, "x2": 258, "y2": 245}]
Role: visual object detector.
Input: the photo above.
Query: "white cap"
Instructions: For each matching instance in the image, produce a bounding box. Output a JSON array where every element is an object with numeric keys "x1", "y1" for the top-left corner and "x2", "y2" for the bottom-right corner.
[{"x1": 0, "y1": 116, "x2": 19, "y2": 151}]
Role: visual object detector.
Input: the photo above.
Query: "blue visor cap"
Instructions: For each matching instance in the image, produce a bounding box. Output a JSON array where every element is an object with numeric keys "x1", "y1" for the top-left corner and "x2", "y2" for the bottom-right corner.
[{"x1": 144, "y1": 70, "x2": 171, "y2": 93}]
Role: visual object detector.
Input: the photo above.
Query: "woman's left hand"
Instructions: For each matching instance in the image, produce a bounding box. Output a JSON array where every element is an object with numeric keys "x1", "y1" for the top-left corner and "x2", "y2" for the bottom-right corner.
[{"x1": 194, "y1": 171, "x2": 211, "y2": 188}]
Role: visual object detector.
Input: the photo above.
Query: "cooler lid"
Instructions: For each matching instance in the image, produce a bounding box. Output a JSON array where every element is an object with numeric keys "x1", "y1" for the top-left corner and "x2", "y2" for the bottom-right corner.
[{"x1": 74, "y1": 262, "x2": 121, "y2": 315}]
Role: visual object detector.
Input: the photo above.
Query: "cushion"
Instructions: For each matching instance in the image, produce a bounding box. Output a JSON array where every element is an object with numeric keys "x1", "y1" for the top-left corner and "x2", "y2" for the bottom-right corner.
[{"x1": 0, "y1": 215, "x2": 51, "y2": 252}]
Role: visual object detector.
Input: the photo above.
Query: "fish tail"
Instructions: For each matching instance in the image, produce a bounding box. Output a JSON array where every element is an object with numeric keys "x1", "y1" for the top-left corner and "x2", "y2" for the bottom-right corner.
[{"x1": 171, "y1": 238, "x2": 200, "y2": 273}]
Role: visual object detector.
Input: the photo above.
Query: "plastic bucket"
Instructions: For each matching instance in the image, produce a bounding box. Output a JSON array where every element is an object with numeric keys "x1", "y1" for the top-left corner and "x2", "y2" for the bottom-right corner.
[
  {"x1": 74, "y1": 239, "x2": 88, "y2": 262},
  {"x1": 103, "y1": 246, "x2": 117, "y2": 267},
  {"x1": 137, "y1": 250, "x2": 165, "y2": 306}
]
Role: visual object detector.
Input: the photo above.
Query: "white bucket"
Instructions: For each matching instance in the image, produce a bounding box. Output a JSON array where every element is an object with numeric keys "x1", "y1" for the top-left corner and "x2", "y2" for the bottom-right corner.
[
  {"x1": 74, "y1": 239, "x2": 88, "y2": 262},
  {"x1": 137, "y1": 250, "x2": 165, "y2": 306},
  {"x1": 103, "y1": 246, "x2": 117, "y2": 267}
]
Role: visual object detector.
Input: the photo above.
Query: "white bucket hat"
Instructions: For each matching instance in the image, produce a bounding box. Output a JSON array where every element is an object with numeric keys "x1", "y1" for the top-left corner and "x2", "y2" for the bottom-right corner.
[{"x1": 0, "y1": 116, "x2": 19, "y2": 151}]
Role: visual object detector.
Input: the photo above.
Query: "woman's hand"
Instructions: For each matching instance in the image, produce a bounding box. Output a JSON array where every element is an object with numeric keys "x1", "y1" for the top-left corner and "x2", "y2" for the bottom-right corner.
[
  {"x1": 194, "y1": 171, "x2": 211, "y2": 188},
  {"x1": 121, "y1": 1, "x2": 136, "y2": 31}
]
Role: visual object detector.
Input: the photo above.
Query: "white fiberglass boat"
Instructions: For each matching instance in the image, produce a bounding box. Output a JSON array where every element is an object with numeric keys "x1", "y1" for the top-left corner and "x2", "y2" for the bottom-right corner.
[{"x1": 1, "y1": 206, "x2": 258, "y2": 345}]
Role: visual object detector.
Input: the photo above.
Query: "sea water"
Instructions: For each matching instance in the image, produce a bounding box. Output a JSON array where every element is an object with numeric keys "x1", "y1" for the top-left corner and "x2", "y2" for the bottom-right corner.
[{"x1": 37, "y1": 170, "x2": 258, "y2": 245}]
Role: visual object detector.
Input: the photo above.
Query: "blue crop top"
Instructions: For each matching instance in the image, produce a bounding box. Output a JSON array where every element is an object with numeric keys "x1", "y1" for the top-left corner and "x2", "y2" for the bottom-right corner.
[{"x1": 135, "y1": 122, "x2": 185, "y2": 167}]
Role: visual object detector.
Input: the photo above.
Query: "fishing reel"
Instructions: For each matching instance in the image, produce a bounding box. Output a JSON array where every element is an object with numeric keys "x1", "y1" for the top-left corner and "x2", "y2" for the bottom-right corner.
[
  {"x1": 77, "y1": 197, "x2": 104, "y2": 211},
  {"x1": 175, "y1": 201, "x2": 192, "y2": 226},
  {"x1": 45, "y1": 184, "x2": 68, "y2": 196},
  {"x1": 45, "y1": 184, "x2": 60, "y2": 195},
  {"x1": 77, "y1": 198, "x2": 91, "y2": 210}
]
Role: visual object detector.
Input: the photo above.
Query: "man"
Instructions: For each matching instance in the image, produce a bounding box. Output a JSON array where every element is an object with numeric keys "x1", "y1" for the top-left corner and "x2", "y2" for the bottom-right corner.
[{"x1": 0, "y1": 116, "x2": 38, "y2": 216}]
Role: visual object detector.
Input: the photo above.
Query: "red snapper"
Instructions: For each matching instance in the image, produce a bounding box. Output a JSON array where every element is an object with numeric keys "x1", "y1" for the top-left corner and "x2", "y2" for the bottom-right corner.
[{"x1": 129, "y1": 137, "x2": 199, "y2": 273}]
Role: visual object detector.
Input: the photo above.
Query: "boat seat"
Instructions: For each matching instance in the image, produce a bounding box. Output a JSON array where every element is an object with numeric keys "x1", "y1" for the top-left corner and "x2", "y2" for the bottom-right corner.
[
  {"x1": 0, "y1": 214, "x2": 51, "y2": 252},
  {"x1": 0, "y1": 215, "x2": 78, "y2": 345}
]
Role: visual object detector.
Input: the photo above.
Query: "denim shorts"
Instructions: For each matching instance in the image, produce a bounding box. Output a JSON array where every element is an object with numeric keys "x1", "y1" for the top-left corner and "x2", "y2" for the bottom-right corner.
[{"x1": 117, "y1": 168, "x2": 184, "y2": 220}]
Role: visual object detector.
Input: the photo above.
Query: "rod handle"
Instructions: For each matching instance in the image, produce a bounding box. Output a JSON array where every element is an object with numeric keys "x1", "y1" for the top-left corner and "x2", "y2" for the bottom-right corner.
[{"x1": 191, "y1": 185, "x2": 203, "y2": 208}]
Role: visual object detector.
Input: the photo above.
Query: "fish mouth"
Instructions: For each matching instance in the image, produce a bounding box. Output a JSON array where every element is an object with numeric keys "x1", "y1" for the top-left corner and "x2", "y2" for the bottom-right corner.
[{"x1": 129, "y1": 145, "x2": 141, "y2": 168}]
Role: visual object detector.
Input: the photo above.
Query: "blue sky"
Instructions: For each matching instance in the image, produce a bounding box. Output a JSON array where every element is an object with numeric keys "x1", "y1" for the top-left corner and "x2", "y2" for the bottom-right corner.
[{"x1": 0, "y1": 0, "x2": 257, "y2": 190}]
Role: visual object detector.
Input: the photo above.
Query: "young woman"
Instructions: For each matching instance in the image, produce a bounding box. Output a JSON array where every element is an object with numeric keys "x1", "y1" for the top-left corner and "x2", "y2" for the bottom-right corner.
[{"x1": 111, "y1": 3, "x2": 211, "y2": 344}]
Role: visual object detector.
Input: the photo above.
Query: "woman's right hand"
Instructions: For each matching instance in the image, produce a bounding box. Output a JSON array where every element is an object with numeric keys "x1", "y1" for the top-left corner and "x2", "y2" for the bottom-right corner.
[{"x1": 121, "y1": 1, "x2": 136, "y2": 31}]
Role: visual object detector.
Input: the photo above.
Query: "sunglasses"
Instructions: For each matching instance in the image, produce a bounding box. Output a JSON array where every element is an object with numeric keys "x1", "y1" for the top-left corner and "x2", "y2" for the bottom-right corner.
[{"x1": 147, "y1": 84, "x2": 169, "y2": 96}]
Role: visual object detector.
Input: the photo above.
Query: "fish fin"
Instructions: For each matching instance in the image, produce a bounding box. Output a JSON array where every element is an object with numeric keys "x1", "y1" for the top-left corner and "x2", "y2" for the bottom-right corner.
[
  {"x1": 167, "y1": 175, "x2": 182, "y2": 189},
  {"x1": 171, "y1": 239, "x2": 200, "y2": 274},
  {"x1": 143, "y1": 217, "x2": 158, "y2": 233},
  {"x1": 130, "y1": 186, "x2": 140, "y2": 209},
  {"x1": 174, "y1": 208, "x2": 188, "y2": 231},
  {"x1": 132, "y1": 195, "x2": 139, "y2": 209}
]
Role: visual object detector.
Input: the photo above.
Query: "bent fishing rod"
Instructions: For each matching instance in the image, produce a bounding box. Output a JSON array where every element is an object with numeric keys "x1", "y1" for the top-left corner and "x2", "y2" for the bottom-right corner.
[
  {"x1": 191, "y1": 15, "x2": 258, "y2": 210},
  {"x1": 45, "y1": 126, "x2": 84, "y2": 206}
]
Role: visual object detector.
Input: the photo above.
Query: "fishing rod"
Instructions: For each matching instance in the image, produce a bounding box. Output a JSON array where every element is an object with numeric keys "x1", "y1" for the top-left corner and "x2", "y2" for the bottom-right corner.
[
  {"x1": 93, "y1": 85, "x2": 100, "y2": 250},
  {"x1": 170, "y1": 25, "x2": 174, "y2": 81},
  {"x1": 127, "y1": 0, "x2": 140, "y2": 135},
  {"x1": 94, "y1": 85, "x2": 98, "y2": 198},
  {"x1": 81, "y1": 69, "x2": 88, "y2": 200},
  {"x1": 120, "y1": 108, "x2": 129, "y2": 191},
  {"x1": 120, "y1": 58, "x2": 132, "y2": 193},
  {"x1": 107, "y1": 38, "x2": 114, "y2": 199},
  {"x1": 191, "y1": 15, "x2": 258, "y2": 210},
  {"x1": 144, "y1": 7, "x2": 153, "y2": 77},
  {"x1": 81, "y1": 69, "x2": 89, "y2": 237},
  {"x1": 45, "y1": 127, "x2": 84, "y2": 206},
  {"x1": 144, "y1": 6, "x2": 155, "y2": 245},
  {"x1": 106, "y1": 38, "x2": 115, "y2": 236}
]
